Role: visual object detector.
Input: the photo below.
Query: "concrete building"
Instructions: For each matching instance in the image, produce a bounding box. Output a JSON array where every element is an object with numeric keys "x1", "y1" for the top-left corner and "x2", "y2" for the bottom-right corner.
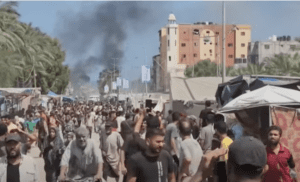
[
  {"x1": 158, "y1": 14, "x2": 251, "y2": 91},
  {"x1": 248, "y1": 35, "x2": 300, "y2": 65},
  {"x1": 151, "y1": 54, "x2": 164, "y2": 92}
]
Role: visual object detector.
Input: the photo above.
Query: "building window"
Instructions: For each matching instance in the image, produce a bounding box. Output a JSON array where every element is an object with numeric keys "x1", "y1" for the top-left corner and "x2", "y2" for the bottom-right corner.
[
  {"x1": 241, "y1": 32, "x2": 245, "y2": 36},
  {"x1": 241, "y1": 54, "x2": 245, "y2": 58},
  {"x1": 181, "y1": 43, "x2": 186, "y2": 47},
  {"x1": 243, "y1": 58, "x2": 247, "y2": 63},
  {"x1": 210, "y1": 42, "x2": 212, "y2": 45},
  {"x1": 194, "y1": 29, "x2": 199, "y2": 35},
  {"x1": 168, "y1": 28, "x2": 170, "y2": 35},
  {"x1": 216, "y1": 43, "x2": 218, "y2": 46},
  {"x1": 169, "y1": 56, "x2": 171, "y2": 61},
  {"x1": 184, "y1": 31, "x2": 186, "y2": 34},
  {"x1": 194, "y1": 53, "x2": 197, "y2": 57},
  {"x1": 228, "y1": 43, "x2": 233, "y2": 47},
  {"x1": 241, "y1": 43, "x2": 245, "y2": 47},
  {"x1": 235, "y1": 58, "x2": 242, "y2": 64},
  {"x1": 209, "y1": 49, "x2": 212, "y2": 53},
  {"x1": 228, "y1": 55, "x2": 233, "y2": 58},
  {"x1": 206, "y1": 31, "x2": 210, "y2": 34},
  {"x1": 168, "y1": 40, "x2": 170, "y2": 47},
  {"x1": 265, "y1": 45, "x2": 270, "y2": 49},
  {"x1": 183, "y1": 54, "x2": 186, "y2": 58},
  {"x1": 216, "y1": 32, "x2": 219, "y2": 35},
  {"x1": 194, "y1": 42, "x2": 197, "y2": 46}
]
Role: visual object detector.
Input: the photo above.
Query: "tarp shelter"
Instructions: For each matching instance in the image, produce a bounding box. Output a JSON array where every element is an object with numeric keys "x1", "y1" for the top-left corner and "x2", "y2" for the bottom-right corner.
[
  {"x1": 47, "y1": 91, "x2": 58, "y2": 97},
  {"x1": 62, "y1": 96, "x2": 75, "y2": 103},
  {"x1": 216, "y1": 75, "x2": 300, "y2": 107},
  {"x1": 0, "y1": 88, "x2": 41, "y2": 116},
  {"x1": 170, "y1": 77, "x2": 234, "y2": 117},
  {"x1": 222, "y1": 85, "x2": 300, "y2": 110},
  {"x1": 170, "y1": 77, "x2": 234, "y2": 102},
  {"x1": 219, "y1": 85, "x2": 300, "y2": 144}
]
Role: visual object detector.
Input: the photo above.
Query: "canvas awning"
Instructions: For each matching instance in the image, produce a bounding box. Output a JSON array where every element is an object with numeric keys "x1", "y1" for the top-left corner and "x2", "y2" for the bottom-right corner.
[
  {"x1": 220, "y1": 85, "x2": 300, "y2": 112},
  {"x1": 216, "y1": 75, "x2": 300, "y2": 107},
  {"x1": 0, "y1": 88, "x2": 40, "y2": 98},
  {"x1": 170, "y1": 76, "x2": 234, "y2": 102}
]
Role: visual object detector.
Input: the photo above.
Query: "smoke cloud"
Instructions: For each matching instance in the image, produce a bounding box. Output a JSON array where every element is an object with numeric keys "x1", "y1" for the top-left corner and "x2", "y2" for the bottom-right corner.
[{"x1": 56, "y1": 2, "x2": 153, "y2": 94}]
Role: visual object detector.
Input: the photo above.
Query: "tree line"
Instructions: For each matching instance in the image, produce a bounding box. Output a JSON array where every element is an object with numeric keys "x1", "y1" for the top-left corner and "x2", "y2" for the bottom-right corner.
[
  {"x1": 185, "y1": 53, "x2": 300, "y2": 78},
  {"x1": 0, "y1": 2, "x2": 69, "y2": 94}
]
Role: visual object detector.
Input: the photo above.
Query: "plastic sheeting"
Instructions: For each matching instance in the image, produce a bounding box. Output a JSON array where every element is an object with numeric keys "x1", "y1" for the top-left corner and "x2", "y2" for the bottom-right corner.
[{"x1": 223, "y1": 85, "x2": 300, "y2": 110}]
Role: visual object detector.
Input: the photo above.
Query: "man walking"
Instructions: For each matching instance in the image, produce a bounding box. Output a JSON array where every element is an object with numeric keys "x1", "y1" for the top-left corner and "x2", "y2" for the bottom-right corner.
[
  {"x1": 0, "y1": 133, "x2": 38, "y2": 181},
  {"x1": 178, "y1": 120, "x2": 203, "y2": 182},
  {"x1": 126, "y1": 128, "x2": 176, "y2": 182},
  {"x1": 199, "y1": 113, "x2": 215, "y2": 154},
  {"x1": 58, "y1": 127, "x2": 103, "y2": 182},
  {"x1": 263, "y1": 125, "x2": 297, "y2": 182}
]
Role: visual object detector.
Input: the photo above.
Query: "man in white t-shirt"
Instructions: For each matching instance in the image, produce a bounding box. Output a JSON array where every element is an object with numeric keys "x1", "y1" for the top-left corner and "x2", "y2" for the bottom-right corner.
[
  {"x1": 86, "y1": 108, "x2": 95, "y2": 138},
  {"x1": 116, "y1": 111, "x2": 125, "y2": 132},
  {"x1": 178, "y1": 119, "x2": 203, "y2": 182}
]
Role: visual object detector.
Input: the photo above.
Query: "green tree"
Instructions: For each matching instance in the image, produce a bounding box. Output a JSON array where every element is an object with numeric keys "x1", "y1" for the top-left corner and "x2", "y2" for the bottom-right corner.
[
  {"x1": 185, "y1": 60, "x2": 217, "y2": 78},
  {"x1": 0, "y1": 2, "x2": 69, "y2": 94},
  {"x1": 264, "y1": 53, "x2": 299, "y2": 76}
]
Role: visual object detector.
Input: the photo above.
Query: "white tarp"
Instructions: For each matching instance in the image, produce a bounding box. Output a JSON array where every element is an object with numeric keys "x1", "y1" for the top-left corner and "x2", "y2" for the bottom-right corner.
[
  {"x1": 223, "y1": 85, "x2": 300, "y2": 109},
  {"x1": 170, "y1": 77, "x2": 234, "y2": 102},
  {"x1": 153, "y1": 96, "x2": 163, "y2": 112}
]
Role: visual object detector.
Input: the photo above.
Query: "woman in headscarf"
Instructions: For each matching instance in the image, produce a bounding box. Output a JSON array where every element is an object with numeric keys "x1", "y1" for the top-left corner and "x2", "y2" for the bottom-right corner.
[{"x1": 43, "y1": 127, "x2": 64, "y2": 182}]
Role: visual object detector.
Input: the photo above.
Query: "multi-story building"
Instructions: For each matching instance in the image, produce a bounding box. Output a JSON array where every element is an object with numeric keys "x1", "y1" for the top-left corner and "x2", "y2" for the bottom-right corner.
[
  {"x1": 248, "y1": 35, "x2": 300, "y2": 65},
  {"x1": 158, "y1": 14, "x2": 251, "y2": 91}
]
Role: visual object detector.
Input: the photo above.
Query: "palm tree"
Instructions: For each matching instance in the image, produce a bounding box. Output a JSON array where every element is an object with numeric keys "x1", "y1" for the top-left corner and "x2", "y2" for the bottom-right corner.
[
  {"x1": 0, "y1": 51, "x2": 25, "y2": 87},
  {"x1": 184, "y1": 60, "x2": 217, "y2": 78},
  {"x1": 264, "y1": 54, "x2": 299, "y2": 76}
]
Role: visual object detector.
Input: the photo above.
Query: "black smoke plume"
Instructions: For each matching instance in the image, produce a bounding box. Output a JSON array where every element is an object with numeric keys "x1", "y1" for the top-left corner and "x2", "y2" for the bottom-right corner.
[{"x1": 57, "y1": 2, "x2": 151, "y2": 95}]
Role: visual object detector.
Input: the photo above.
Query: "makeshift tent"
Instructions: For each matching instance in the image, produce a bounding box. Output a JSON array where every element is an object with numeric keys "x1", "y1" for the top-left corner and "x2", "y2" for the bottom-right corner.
[
  {"x1": 170, "y1": 77, "x2": 234, "y2": 102},
  {"x1": 170, "y1": 77, "x2": 233, "y2": 117},
  {"x1": 62, "y1": 96, "x2": 75, "y2": 103},
  {"x1": 216, "y1": 75, "x2": 300, "y2": 107},
  {"x1": 153, "y1": 96, "x2": 163, "y2": 112},
  {"x1": 222, "y1": 85, "x2": 300, "y2": 111},
  {"x1": 219, "y1": 85, "x2": 300, "y2": 145},
  {"x1": 47, "y1": 91, "x2": 58, "y2": 97}
]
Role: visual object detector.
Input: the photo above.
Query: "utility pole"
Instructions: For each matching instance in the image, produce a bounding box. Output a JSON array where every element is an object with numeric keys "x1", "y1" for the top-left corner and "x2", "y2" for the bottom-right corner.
[
  {"x1": 34, "y1": 67, "x2": 36, "y2": 88},
  {"x1": 222, "y1": 1, "x2": 226, "y2": 83}
]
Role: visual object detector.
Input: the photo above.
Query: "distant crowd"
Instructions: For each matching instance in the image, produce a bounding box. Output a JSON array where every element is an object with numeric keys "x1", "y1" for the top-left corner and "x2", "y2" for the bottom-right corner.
[{"x1": 0, "y1": 99, "x2": 297, "y2": 182}]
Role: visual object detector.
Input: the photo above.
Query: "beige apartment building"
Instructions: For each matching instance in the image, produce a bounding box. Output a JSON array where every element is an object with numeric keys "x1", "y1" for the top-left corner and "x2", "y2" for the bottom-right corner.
[{"x1": 157, "y1": 14, "x2": 251, "y2": 91}]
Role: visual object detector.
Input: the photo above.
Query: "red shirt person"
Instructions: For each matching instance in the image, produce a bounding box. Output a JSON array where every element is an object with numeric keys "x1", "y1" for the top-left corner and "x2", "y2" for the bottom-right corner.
[{"x1": 263, "y1": 125, "x2": 297, "y2": 182}]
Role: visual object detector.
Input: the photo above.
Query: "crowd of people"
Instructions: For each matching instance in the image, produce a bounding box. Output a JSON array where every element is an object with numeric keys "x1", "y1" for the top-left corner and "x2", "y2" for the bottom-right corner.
[{"x1": 0, "y1": 99, "x2": 298, "y2": 182}]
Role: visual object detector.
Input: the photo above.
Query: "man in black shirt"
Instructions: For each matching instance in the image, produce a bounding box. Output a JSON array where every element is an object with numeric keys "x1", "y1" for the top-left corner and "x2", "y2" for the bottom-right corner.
[
  {"x1": 199, "y1": 100, "x2": 213, "y2": 128},
  {"x1": 126, "y1": 128, "x2": 176, "y2": 182}
]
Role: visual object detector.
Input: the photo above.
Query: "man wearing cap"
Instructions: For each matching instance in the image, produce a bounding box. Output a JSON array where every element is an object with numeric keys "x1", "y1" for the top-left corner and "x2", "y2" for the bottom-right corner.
[
  {"x1": 190, "y1": 136, "x2": 269, "y2": 182},
  {"x1": 0, "y1": 133, "x2": 38, "y2": 181},
  {"x1": 263, "y1": 126, "x2": 297, "y2": 182},
  {"x1": 58, "y1": 127, "x2": 103, "y2": 182}
]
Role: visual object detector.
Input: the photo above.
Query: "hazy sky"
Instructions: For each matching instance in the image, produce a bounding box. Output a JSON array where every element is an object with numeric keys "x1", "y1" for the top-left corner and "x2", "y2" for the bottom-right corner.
[{"x1": 17, "y1": 1, "x2": 300, "y2": 84}]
